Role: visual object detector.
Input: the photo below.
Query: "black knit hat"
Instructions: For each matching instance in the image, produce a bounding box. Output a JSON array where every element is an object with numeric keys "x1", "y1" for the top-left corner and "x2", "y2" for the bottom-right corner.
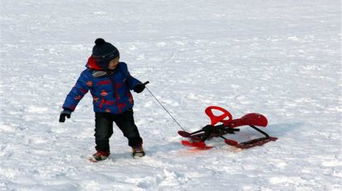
[{"x1": 92, "y1": 38, "x2": 120, "y2": 61}]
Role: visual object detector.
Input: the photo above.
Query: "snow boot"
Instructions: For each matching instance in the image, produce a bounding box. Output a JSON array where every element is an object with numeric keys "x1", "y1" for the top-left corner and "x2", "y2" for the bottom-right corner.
[
  {"x1": 132, "y1": 145, "x2": 145, "y2": 158},
  {"x1": 89, "y1": 151, "x2": 110, "y2": 162}
]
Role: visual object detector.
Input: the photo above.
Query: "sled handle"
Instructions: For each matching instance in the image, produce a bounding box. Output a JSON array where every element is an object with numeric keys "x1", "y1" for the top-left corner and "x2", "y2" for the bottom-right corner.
[{"x1": 205, "y1": 106, "x2": 233, "y2": 125}]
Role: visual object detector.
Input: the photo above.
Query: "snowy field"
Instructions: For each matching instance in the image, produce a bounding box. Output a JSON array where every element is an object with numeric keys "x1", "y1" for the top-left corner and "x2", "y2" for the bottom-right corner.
[{"x1": 0, "y1": 0, "x2": 341, "y2": 190}]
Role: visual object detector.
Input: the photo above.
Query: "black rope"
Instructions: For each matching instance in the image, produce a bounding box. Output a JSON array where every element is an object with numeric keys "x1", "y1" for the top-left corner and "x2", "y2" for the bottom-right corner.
[{"x1": 145, "y1": 86, "x2": 186, "y2": 131}]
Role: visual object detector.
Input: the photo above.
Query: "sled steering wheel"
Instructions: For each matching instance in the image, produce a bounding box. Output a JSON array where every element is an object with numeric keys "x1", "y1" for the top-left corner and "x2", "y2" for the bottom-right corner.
[{"x1": 205, "y1": 106, "x2": 233, "y2": 125}]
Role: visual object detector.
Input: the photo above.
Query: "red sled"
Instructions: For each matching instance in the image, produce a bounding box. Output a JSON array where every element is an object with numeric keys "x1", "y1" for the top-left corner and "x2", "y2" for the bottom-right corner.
[{"x1": 178, "y1": 106, "x2": 277, "y2": 150}]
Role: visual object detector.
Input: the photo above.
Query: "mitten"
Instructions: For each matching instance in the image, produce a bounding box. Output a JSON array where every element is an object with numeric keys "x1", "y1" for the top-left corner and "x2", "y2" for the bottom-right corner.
[
  {"x1": 59, "y1": 109, "x2": 72, "y2": 123},
  {"x1": 133, "y1": 83, "x2": 146, "y2": 93}
]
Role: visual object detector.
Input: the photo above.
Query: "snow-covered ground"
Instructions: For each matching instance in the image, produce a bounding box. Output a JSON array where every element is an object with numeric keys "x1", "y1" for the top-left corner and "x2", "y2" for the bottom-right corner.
[{"x1": 0, "y1": 0, "x2": 341, "y2": 190}]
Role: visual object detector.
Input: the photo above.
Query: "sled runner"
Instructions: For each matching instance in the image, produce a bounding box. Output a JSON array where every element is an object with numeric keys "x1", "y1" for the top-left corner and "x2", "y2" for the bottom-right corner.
[{"x1": 178, "y1": 106, "x2": 277, "y2": 149}]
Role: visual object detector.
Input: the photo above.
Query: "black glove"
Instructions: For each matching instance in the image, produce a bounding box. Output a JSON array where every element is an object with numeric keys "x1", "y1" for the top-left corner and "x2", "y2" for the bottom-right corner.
[
  {"x1": 59, "y1": 109, "x2": 72, "y2": 123},
  {"x1": 133, "y1": 83, "x2": 146, "y2": 93}
]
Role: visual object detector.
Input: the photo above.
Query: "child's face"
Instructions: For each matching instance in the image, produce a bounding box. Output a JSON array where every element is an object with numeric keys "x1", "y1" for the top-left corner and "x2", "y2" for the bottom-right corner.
[{"x1": 108, "y1": 57, "x2": 119, "y2": 70}]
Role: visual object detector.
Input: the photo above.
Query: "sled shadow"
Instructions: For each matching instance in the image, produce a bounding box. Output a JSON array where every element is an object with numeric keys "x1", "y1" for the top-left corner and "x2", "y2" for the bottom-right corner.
[
  {"x1": 266, "y1": 122, "x2": 304, "y2": 137},
  {"x1": 206, "y1": 121, "x2": 304, "y2": 144}
]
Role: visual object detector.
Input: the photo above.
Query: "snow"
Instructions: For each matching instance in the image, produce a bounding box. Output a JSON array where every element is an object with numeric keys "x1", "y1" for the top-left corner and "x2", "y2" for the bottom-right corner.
[{"x1": 0, "y1": 0, "x2": 341, "y2": 190}]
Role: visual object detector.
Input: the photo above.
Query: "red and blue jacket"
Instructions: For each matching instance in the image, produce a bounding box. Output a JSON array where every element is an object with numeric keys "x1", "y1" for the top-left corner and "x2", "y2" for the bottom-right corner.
[{"x1": 62, "y1": 58, "x2": 141, "y2": 114}]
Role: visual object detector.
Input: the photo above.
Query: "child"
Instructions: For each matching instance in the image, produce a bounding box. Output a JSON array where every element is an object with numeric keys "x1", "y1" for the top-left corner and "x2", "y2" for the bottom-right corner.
[{"x1": 59, "y1": 38, "x2": 146, "y2": 161}]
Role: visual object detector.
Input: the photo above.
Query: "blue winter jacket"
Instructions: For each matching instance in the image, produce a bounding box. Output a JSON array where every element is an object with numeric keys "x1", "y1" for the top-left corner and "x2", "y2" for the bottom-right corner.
[{"x1": 62, "y1": 60, "x2": 141, "y2": 114}]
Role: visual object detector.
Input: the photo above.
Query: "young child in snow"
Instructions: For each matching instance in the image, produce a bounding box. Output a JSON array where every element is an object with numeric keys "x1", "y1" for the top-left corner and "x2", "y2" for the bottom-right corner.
[{"x1": 59, "y1": 38, "x2": 146, "y2": 161}]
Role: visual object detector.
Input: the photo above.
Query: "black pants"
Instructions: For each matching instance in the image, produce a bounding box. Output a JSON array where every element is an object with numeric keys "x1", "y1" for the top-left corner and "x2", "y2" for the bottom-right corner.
[{"x1": 94, "y1": 109, "x2": 143, "y2": 153}]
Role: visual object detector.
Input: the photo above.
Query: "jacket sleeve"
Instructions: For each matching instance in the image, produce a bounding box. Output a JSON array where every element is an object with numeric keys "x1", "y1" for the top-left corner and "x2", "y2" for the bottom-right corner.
[
  {"x1": 119, "y1": 62, "x2": 142, "y2": 90},
  {"x1": 62, "y1": 70, "x2": 90, "y2": 111}
]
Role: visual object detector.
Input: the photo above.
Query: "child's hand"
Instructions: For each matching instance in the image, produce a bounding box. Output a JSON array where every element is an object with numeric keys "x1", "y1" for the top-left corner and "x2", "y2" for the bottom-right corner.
[
  {"x1": 133, "y1": 82, "x2": 147, "y2": 93},
  {"x1": 59, "y1": 109, "x2": 72, "y2": 122}
]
